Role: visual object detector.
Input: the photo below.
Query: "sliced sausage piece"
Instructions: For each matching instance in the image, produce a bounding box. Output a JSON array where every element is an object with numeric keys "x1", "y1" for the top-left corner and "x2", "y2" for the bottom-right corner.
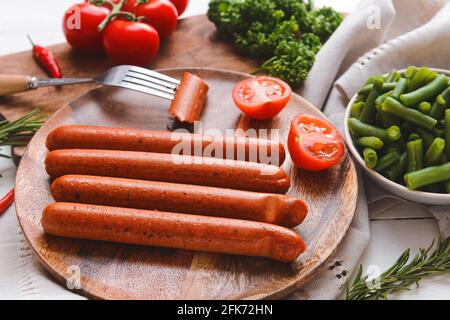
[
  {"x1": 45, "y1": 149, "x2": 290, "y2": 193},
  {"x1": 42, "y1": 202, "x2": 306, "y2": 262},
  {"x1": 51, "y1": 175, "x2": 307, "y2": 227},
  {"x1": 45, "y1": 125, "x2": 285, "y2": 166},
  {"x1": 169, "y1": 72, "x2": 209, "y2": 123}
]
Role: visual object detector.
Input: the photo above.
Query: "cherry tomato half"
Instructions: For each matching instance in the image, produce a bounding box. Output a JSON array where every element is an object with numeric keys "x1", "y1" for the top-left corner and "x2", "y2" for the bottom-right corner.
[
  {"x1": 232, "y1": 76, "x2": 291, "y2": 120},
  {"x1": 288, "y1": 114, "x2": 345, "y2": 171},
  {"x1": 169, "y1": 0, "x2": 189, "y2": 16},
  {"x1": 136, "y1": 0, "x2": 178, "y2": 39},
  {"x1": 63, "y1": 3, "x2": 110, "y2": 53},
  {"x1": 103, "y1": 19, "x2": 160, "y2": 66}
]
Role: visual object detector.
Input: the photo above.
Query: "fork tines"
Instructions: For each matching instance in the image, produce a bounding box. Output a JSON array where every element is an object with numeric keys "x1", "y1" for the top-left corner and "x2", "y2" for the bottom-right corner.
[{"x1": 121, "y1": 66, "x2": 181, "y2": 101}]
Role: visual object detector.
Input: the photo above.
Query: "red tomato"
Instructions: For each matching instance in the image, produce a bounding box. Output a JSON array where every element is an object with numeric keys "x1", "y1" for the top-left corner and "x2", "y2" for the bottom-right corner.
[
  {"x1": 86, "y1": 0, "x2": 136, "y2": 11},
  {"x1": 103, "y1": 19, "x2": 160, "y2": 66},
  {"x1": 169, "y1": 0, "x2": 189, "y2": 16},
  {"x1": 288, "y1": 114, "x2": 345, "y2": 171},
  {"x1": 63, "y1": 3, "x2": 110, "y2": 53},
  {"x1": 232, "y1": 76, "x2": 291, "y2": 120},
  {"x1": 135, "y1": 0, "x2": 178, "y2": 39}
]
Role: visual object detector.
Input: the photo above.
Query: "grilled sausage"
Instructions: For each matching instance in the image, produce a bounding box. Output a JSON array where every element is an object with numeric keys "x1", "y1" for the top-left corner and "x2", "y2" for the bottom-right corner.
[
  {"x1": 51, "y1": 175, "x2": 307, "y2": 227},
  {"x1": 45, "y1": 149, "x2": 290, "y2": 193},
  {"x1": 45, "y1": 125, "x2": 285, "y2": 166},
  {"x1": 42, "y1": 202, "x2": 306, "y2": 262},
  {"x1": 169, "y1": 72, "x2": 209, "y2": 123}
]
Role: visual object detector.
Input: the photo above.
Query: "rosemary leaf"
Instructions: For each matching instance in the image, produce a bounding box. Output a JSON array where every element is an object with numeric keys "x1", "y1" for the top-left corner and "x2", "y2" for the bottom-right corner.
[{"x1": 346, "y1": 237, "x2": 450, "y2": 300}]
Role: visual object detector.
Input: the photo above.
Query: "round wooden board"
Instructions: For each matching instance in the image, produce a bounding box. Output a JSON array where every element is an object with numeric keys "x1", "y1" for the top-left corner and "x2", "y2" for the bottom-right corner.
[{"x1": 15, "y1": 68, "x2": 358, "y2": 300}]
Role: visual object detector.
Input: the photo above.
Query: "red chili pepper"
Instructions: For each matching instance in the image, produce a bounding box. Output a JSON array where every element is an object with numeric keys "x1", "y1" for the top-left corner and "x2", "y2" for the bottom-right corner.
[
  {"x1": 27, "y1": 35, "x2": 62, "y2": 78},
  {"x1": 0, "y1": 188, "x2": 14, "y2": 216}
]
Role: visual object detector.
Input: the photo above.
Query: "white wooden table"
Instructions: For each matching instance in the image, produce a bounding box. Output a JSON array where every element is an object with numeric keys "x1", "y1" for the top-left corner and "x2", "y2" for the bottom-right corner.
[{"x1": 0, "y1": 0, "x2": 448, "y2": 300}]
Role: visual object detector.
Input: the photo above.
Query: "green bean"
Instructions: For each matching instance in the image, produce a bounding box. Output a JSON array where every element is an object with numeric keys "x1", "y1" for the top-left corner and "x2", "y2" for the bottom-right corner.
[
  {"x1": 386, "y1": 70, "x2": 399, "y2": 82},
  {"x1": 359, "y1": 78, "x2": 384, "y2": 123},
  {"x1": 382, "y1": 97, "x2": 437, "y2": 130},
  {"x1": 423, "y1": 71, "x2": 438, "y2": 85},
  {"x1": 408, "y1": 133, "x2": 421, "y2": 141},
  {"x1": 425, "y1": 137, "x2": 445, "y2": 166},
  {"x1": 418, "y1": 101, "x2": 431, "y2": 114},
  {"x1": 429, "y1": 96, "x2": 446, "y2": 120},
  {"x1": 445, "y1": 109, "x2": 450, "y2": 158},
  {"x1": 400, "y1": 74, "x2": 448, "y2": 107},
  {"x1": 351, "y1": 102, "x2": 365, "y2": 118},
  {"x1": 406, "y1": 139, "x2": 424, "y2": 173},
  {"x1": 404, "y1": 162, "x2": 450, "y2": 190},
  {"x1": 384, "y1": 151, "x2": 407, "y2": 181},
  {"x1": 415, "y1": 128, "x2": 434, "y2": 149},
  {"x1": 405, "y1": 66, "x2": 418, "y2": 79},
  {"x1": 363, "y1": 148, "x2": 378, "y2": 169},
  {"x1": 408, "y1": 67, "x2": 433, "y2": 90},
  {"x1": 391, "y1": 78, "x2": 408, "y2": 101},
  {"x1": 375, "y1": 151, "x2": 400, "y2": 172},
  {"x1": 348, "y1": 118, "x2": 401, "y2": 142},
  {"x1": 357, "y1": 81, "x2": 396, "y2": 96},
  {"x1": 355, "y1": 93, "x2": 367, "y2": 103},
  {"x1": 380, "y1": 111, "x2": 401, "y2": 128},
  {"x1": 357, "y1": 137, "x2": 384, "y2": 150}
]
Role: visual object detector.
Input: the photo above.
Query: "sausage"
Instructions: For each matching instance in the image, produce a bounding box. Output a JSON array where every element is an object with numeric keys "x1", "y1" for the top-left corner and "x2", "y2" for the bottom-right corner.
[
  {"x1": 42, "y1": 202, "x2": 306, "y2": 262},
  {"x1": 51, "y1": 175, "x2": 307, "y2": 227},
  {"x1": 46, "y1": 125, "x2": 286, "y2": 166},
  {"x1": 169, "y1": 72, "x2": 209, "y2": 123},
  {"x1": 45, "y1": 149, "x2": 290, "y2": 193}
]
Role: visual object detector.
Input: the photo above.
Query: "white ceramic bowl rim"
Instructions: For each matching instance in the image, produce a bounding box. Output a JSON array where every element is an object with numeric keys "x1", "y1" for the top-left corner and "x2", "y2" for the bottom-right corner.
[{"x1": 344, "y1": 68, "x2": 450, "y2": 203}]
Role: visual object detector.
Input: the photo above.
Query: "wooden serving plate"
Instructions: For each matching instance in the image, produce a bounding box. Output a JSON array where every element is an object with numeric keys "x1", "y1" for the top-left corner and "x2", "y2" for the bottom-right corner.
[{"x1": 15, "y1": 67, "x2": 358, "y2": 300}]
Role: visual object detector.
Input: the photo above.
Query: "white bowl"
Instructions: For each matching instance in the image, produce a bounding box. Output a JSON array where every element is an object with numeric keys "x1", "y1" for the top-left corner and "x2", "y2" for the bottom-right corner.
[{"x1": 343, "y1": 68, "x2": 450, "y2": 205}]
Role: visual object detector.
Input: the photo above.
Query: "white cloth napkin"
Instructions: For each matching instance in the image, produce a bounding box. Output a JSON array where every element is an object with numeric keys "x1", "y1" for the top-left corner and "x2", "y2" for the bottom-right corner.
[
  {"x1": 1, "y1": 0, "x2": 449, "y2": 300},
  {"x1": 288, "y1": 0, "x2": 450, "y2": 300}
]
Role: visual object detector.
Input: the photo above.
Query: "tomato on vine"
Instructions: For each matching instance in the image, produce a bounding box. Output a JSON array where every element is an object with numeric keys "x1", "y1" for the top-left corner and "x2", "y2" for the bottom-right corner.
[{"x1": 63, "y1": 2, "x2": 110, "y2": 53}]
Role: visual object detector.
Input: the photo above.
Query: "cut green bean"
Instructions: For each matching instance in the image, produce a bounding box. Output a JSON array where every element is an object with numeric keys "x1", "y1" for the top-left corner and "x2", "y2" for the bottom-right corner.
[
  {"x1": 384, "y1": 151, "x2": 407, "y2": 181},
  {"x1": 357, "y1": 81, "x2": 396, "y2": 96},
  {"x1": 363, "y1": 148, "x2": 378, "y2": 169},
  {"x1": 380, "y1": 111, "x2": 401, "y2": 128},
  {"x1": 408, "y1": 133, "x2": 421, "y2": 141},
  {"x1": 386, "y1": 70, "x2": 399, "y2": 83},
  {"x1": 418, "y1": 101, "x2": 431, "y2": 114},
  {"x1": 375, "y1": 151, "x2": 400, "y2": 172},
  {"x1": 415, "y1": 128, "x2": 434, "y2": 149},
  {"x1": 357, "y1": 137, "x2": 384, "y2": 150},
  {"x1": 408, "y1": 67, "x2": 432, "y2": 91},
  {"x1": 359, "y1": 78, "x2": 384, "y2": 123},
  {"x1": 445, "y1": 109, "x2": 450, "y2": 158},
  {"x1": 425, "y1": 137, "x2": 445, "y2": 166},
  {"x1": 429, "y1": 96, "x2": 446, "y2": 120},
  {"x1": 351, "y1": 101, "x2": 365, "y2": 118},
  {"x1": 400, "y1": 74, "x2": 448, "y2": 107},
  {"x1": 404, "y1": 162, "x2": 450, "y2": 190},
  {"x1": 405, "y1": 66, "x2": 418, "y2": 79},
  {"x1": 348, "y1": 118, "x2": 401, "y2": 142},
  {"x1": 406, "y1": 139, "x2": 424, "y2": 173},
  {"x1": 391, "y1": 78, "x2": 408, "y2": 101},
  {"x1": 382, "y1": 97, "x2": 437, "y2": 130}
]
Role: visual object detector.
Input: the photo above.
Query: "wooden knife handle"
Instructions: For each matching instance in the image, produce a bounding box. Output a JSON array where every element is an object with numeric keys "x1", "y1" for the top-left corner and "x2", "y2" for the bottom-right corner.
[{"x1": 0, "y1": 75, "x2": 33, "y2": 96}]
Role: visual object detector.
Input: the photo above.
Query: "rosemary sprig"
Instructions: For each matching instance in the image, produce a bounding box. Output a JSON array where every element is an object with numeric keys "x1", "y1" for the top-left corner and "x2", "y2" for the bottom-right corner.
[
  {"x1": 0, "y1": 109, "x2": 46, "y2": 157},
  {"x1": 346, "y1": 237, "x2": 450, "y2": 300}
]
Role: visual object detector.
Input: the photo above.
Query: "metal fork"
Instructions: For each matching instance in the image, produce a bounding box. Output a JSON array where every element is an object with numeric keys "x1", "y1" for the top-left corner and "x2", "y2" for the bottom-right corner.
[{"x1": 0, "y1": 65, "x2": 180, "y2": 100}]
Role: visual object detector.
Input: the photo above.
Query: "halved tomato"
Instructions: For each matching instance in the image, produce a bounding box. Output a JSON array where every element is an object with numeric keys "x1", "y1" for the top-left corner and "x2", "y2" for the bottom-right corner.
[
  {"x1": 288, "y1": 114, "x2": 345, "y2": 171},
  {"x1": 232, "y1": 76, "x2": 291, "y2": 120}
]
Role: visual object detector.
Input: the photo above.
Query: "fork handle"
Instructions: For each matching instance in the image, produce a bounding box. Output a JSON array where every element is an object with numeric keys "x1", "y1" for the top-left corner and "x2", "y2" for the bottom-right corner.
[{"x1": 0, "y1": 75, "x2": 33, "y2": 96}]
